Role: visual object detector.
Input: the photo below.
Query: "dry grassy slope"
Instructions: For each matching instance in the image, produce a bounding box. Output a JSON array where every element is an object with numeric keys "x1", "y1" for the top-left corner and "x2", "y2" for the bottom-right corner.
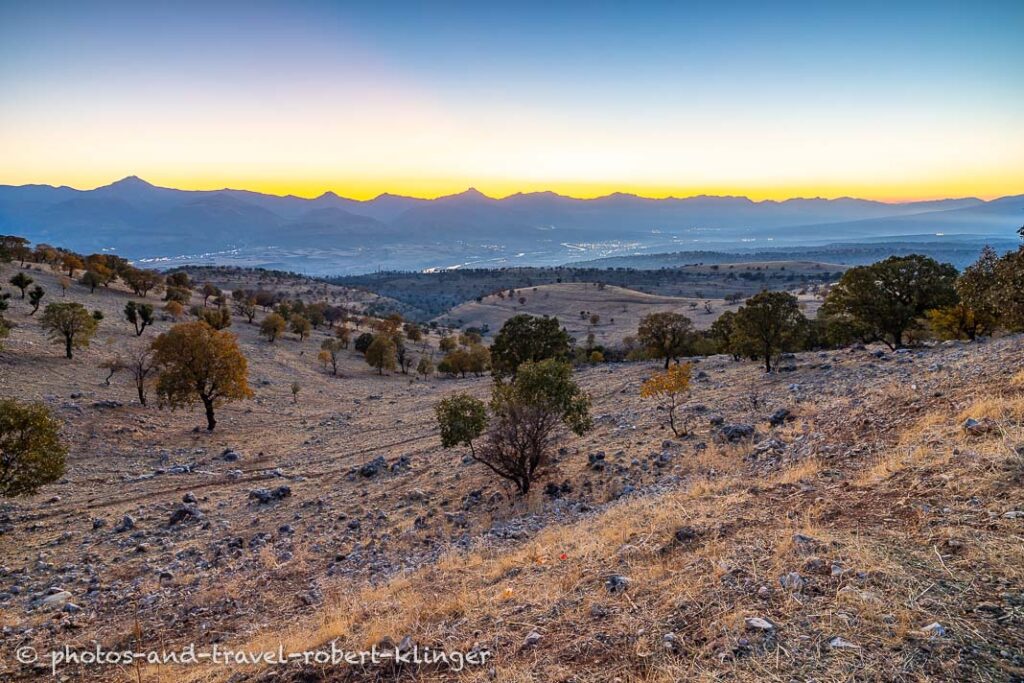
[
  {"x1": 0, "y1": 262, "x2": 1020, "y2": 683},
  {"x1": 436, "y1": 282, "x2": 823, "y2": 344}
]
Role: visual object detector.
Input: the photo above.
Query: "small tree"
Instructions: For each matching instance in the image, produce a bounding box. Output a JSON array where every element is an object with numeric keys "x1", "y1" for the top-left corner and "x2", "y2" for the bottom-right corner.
[
  {"x1": 260, "y1": 313, "x2": 286, "y2": 343},
  {"x1": 234, "y1": 297, "x2": 257, "y2": 324},
  {"x1": 366, "y1": 335, "x2": 397, "y2": 374},
  {"x1": 290, "y1": 381, "x2": 301, "y2": 404},
  {"x1": 80, "y1": 270, "x2": 103, "y2": 293},
  {"x1": 41, "y1": 302, "x2": 99, "y2": 359},
  {"x1": 0, "y1": 399, "x2": 68, "y2": 498},
  {"x1": 637, "y1": 312, "x2": 694, "y2": 368},
  {"x1": 126, "y1": 345, "x2": 157, "y2": 406},
  {"x1": 124, "y1": 301, "x2": 155, "y2": 336},
  {"x1": 151, "y1": 321, "x2": 253, "y2": 430},
  {"x1": 9, "y1": 272, "x2": 32, "y2": 298},
  {"x1": 290, "y1": 314, "x2": 311, "y2": 341},
  {"x1": 335, "y1": 325, "x2": 351, "y2": 348},
  {"x1": 27, "y1": 285, "x2": 44, "y2": 315},
  {"x1": 197, "y1": 305, "x2": 232, "y2": 330},
  {"x1": 417, "y1": 356, "x2": 435, "y2": 378},
  {"x1": 640, "y1": 363, "x2": 692, "y2": 436},
  {"x1": 99, "y1": 356, "x2": 126, "y2": 385},
  {"x1": 319, "y1": 338, "x2": 344, "y2": 376}
]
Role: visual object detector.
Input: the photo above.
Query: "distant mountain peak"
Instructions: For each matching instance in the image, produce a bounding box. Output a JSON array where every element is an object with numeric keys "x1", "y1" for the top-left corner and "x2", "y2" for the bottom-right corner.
[
  {"x1": 109, "y1": 175, "x2": 154, "y2": 188},
  {"x1": 315, "y1": 190, "x2": 341, "y2": 200}
]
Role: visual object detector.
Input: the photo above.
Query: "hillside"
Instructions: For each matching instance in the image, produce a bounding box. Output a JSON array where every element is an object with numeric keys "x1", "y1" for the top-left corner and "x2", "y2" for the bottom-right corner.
[
  {"x1": 436, "y1": 281, "x2": 824, "y2": 344},
  {"x1": 0, "y1": 262, "x2": 1021, "y2": 681}
]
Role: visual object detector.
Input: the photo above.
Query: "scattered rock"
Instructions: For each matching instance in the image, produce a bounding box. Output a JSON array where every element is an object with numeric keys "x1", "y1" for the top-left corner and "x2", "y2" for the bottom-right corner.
[
  {"x1": 605, "y1": 575, "x2": 630, "y2": 593},
  {"x1": 719, "y1": 424, "x2": 755, "y2": 442},
  {"x1": 768, "y1": 408, "x2": 792, "y2": 427},
  {"x1": 248, "y1": 486, "x2": 292, "y2": 504},
  {"x1": 745, "y1": 617, "x2": 775, "y2": 631}
]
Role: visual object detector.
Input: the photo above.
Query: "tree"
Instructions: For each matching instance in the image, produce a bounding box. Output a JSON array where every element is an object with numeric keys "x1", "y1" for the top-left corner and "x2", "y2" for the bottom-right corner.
[
  {"x1": 954, "y1": 246, "x2": 1000, "y2": 336},
  {"x1": 126, "y1": 344, "x2": 157, "y2": 405},
  {"x1": 41, "y1": 302, "x2": 99, "y2": 359},
  {"x1": 123, "y1": 268, "x2": 162, "y2": 297},
  {"x1": 99, "y1": 356, "x2": 126, "y2": 385},
  {"x1": 821, "y1": 255, "x2": 958, "y2": 349},
  {"x1": 417, "y1": 356, "x2": 435, "y2": 378},
  {"x1": 201, "y1": 283, "x2": 220, "y2": 307},
  {"x1": 319, "y1": 338, "x2": 344, "y2": 376},
  {"x1": 365, "y1": 335, "x2": 397, "y2": 374},
  {"x1": 992, "y1": 246, "x2": 1024, "y2": 331},
  {"x1": 335, "y1": 325, "x2": 351, "y2": 348},
  {"x1": 151, "y1": 321, "x2": 253, "y2": 430},
  {"x1": 124, "y1": 301, "x2": 155, "y2": 336},
  {"x1": 708, "y1": 310, "x2": 739, "y2": 359},
  {"x1": 439, "y1": 335, "x2": 457, "y2": 353},
  {"x1": 640, "y1": 363, "x2": 692, "y2": 436},
  {"x1": 260, "y1": 313, "x2": 286, "y2": 342},
  {"x1": 637, "y1": 312, "x2": 694, "y2": 368},
  {"x1": 354, "y1": 332, "x2": 374, "y2": 354},
  {"x1": 27, "y1": 285, "x2": 44, "y2": 315},
  {"x1": 291, "y1": 381, "x2": 301, "y2": 404},
  {"x1": 732, "y1": 291, "x2": 806, "y2": 372},
  {"x1": 9, "y1": 272, "x2": 32, "y2": 298},
  {"x1": 490, "y1": 314, "x2": 571, "y2": 379},
  {"x1": 80, "y1": 270, "x2": 103, "y2": 293},
  {"x1": 61, "y1": 253, "x2": 84, "y2": 276},
  {"x1": 234, "y1": 297, "x2": 257, "y2": 324},
  {"x1": 290, "y1": 314, "x2": 311, "y2": 341},
  {"x1": 0, "y1": 399, "x2": 68, "y2": 498},
  {"x1": 477, "y1": 359, "x2": 591, "y2": 495}
]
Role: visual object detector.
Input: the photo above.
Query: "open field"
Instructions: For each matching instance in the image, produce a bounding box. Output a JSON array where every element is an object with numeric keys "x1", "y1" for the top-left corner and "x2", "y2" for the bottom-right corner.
[
  {"x1": 0, "y1": 264, "x2": 1021, "y2": 682},
  {"x1": 436, "y1": 281, "x2": 825, "y2": 344},
  {"x1": 332, "y1": 261, "x2": 844, "y2": 318}
]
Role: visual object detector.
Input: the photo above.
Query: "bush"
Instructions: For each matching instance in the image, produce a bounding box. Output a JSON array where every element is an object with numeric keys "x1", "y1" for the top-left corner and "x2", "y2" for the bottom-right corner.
[
  {"x1": 0, "y1": 399, "x2": 67, "y2": 498},
  {"x1": 260, "y1": 313, "x2": 286, "y2": 342},
  {"x1": 640, "y1": 363, "x2": 692, "y2": 436}
]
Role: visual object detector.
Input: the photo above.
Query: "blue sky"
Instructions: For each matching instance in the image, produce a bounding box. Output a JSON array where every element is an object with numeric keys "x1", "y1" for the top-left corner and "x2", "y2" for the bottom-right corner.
[{"x1": 2, "y1": 0, "x2": 1022, "y2": 199}]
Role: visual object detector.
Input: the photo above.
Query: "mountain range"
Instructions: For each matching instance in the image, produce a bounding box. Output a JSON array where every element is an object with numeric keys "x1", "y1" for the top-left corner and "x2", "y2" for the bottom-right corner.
[{"x1": 0, "y1": 176, "x2": 1021, "y2": 274}]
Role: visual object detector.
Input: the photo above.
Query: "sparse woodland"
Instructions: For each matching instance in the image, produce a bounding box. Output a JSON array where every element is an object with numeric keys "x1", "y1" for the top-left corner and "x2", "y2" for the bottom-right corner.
[{"x1": 0, "y1": 231, "x2": 1023, "y2": 681}]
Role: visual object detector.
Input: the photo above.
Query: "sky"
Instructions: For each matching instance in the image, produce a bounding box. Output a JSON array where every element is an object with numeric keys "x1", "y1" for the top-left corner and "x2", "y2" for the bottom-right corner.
[{"x1": 1, "y1": 0, "x2": 1023, "y2": 201}]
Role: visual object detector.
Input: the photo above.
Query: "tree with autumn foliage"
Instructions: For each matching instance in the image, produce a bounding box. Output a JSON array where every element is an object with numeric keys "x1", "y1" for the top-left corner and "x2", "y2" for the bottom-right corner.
[
  {"x1": 640, "y1": 363, "x2": 693, "y2": 436},
  {"x1": 151, "y1": 321, "x2": 253, "y2": 431}
]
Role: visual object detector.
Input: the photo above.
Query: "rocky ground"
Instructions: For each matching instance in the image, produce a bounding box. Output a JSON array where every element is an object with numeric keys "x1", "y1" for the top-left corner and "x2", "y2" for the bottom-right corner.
[{"x1": 0, "y1": 264, "x2": 1021, "y2": 682}]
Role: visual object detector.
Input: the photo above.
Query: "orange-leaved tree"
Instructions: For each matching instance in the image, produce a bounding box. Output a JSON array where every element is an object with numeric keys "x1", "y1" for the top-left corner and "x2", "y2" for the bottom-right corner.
[
  {"x1": 151, "y1": 321, "x2": 253, "y2": 431},
  {"x1": 640, "y1": 362, "x2": 692, "y2": 437}
]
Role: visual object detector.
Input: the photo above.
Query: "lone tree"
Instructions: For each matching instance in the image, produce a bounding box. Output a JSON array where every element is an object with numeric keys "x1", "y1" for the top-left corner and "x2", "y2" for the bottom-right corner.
[
  {"x1": 365, "y1": 334, "x2": 397, "y2": 374},
  {"x1": 27, "y1": 285, "x2": 44, "y2": 315},
  {"x1": 124, "y1": 301, "x2": 155, "y2": 336},
  {"x1": 437, "y1": 359, "x2": 591, "y2": 496},
  {"x1": 260, "y1": 312, "x2": 286, "y2": 342},
  {"x1": 490, "y1": 314, "x2": 571, "y2": 379},
  {"x1": 354, "y1": 332, "x2": 375, "y2": 354},
  {"x1": 640, "y1": 363, "x2": 693, "y2": 436},
  {"x1": 151, "y1": 321, "x2": 253, "y2": 431},
  {"x1": 126, "y1": 344, "x2": 157, "y2": 406},
  {"x1": 821, "y1": 255, "x2": 957, "y2": 349},
  {"x1": 290, "y1": 314, "x2": 311, "y2": 341},
  {"x1": 9, "y1": 272, "x2": 33, "y2": 298},
  {"x1": 319, "y1": 338, "x2": 344, "y2": 376},
  {"x1": 41, "y1": 302, "x2": 99, "y2": 359},
  {"x1": 732, "y1": 291, "x2": 806, "y2": 372},
  {"x1": 637, "y1": 312, "x2": 694, "y2": 368},
  {"x1": 0, "y1": 399, "x2": 68, "y2": 498}
]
